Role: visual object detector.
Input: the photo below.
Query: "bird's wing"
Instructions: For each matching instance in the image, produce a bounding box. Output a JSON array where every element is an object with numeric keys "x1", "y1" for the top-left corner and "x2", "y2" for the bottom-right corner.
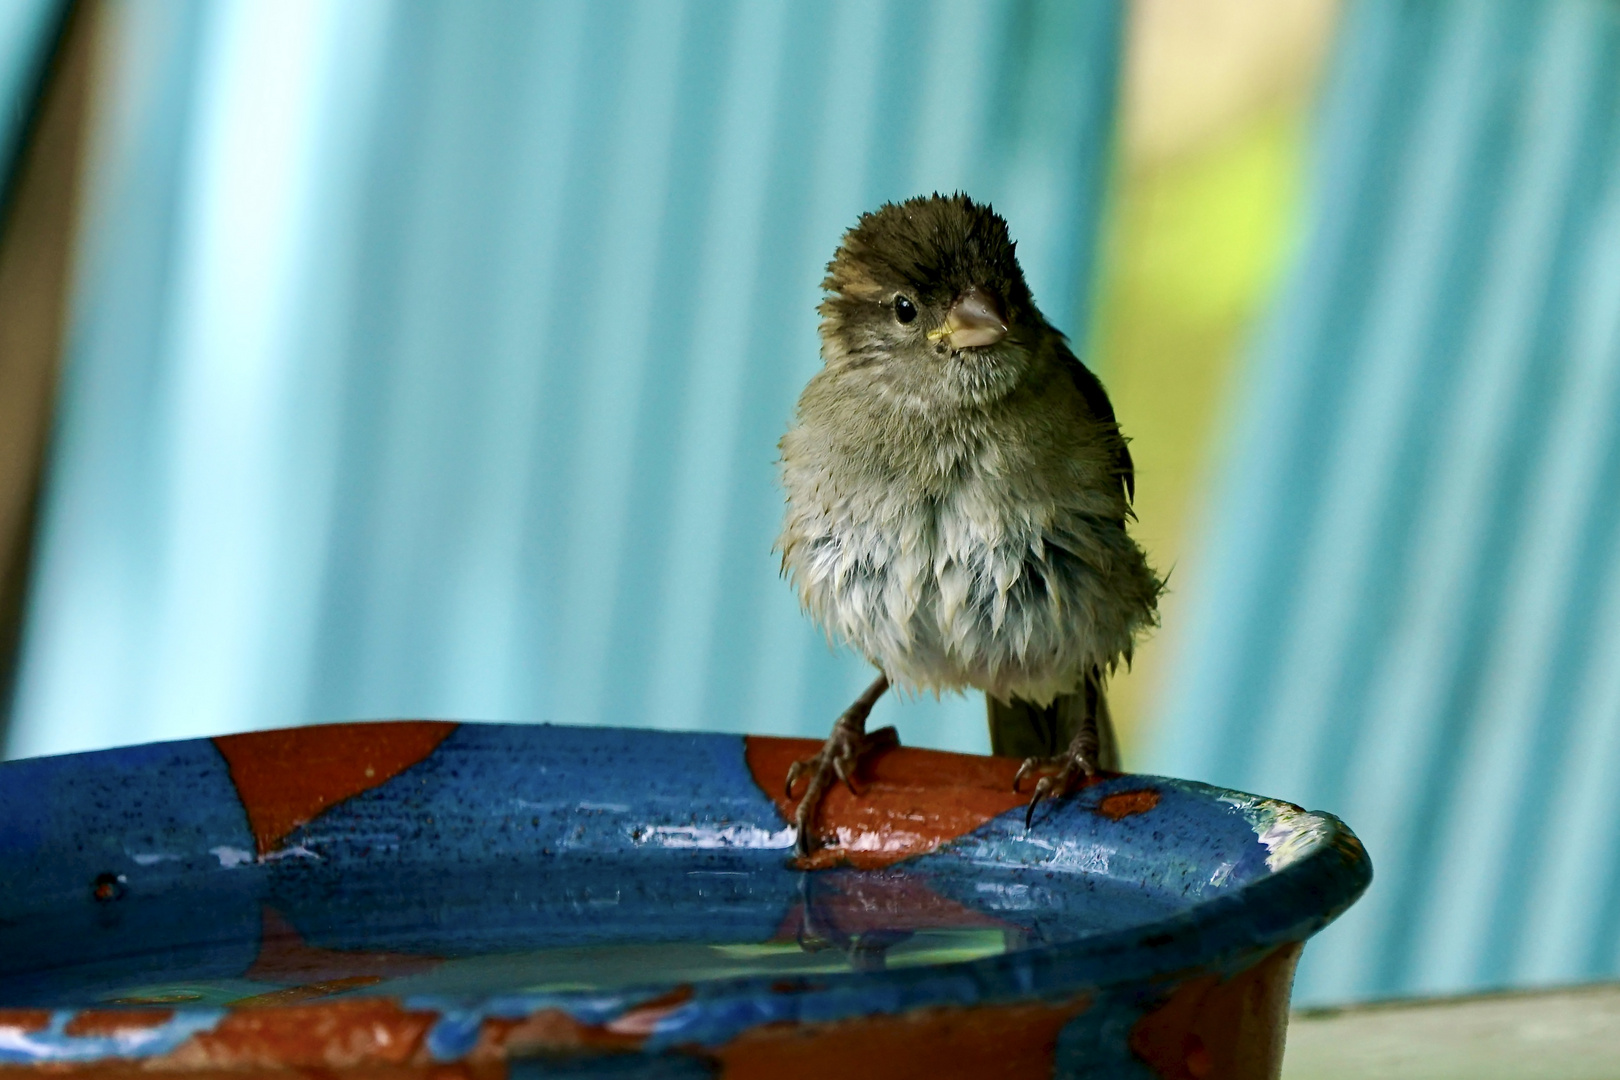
[{"x1": 1056, "y1": 341, "x2": 1135, "y2": 507}]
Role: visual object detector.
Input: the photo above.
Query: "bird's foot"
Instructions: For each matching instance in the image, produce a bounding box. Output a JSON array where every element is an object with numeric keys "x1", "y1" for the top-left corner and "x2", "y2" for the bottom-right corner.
[
  {"x1": 785, "y1": 722, "x2": 899, "y2": 857},
  {"x1": 1013, "y1": 747, "x2": 1099, "y2": 829},
  {"x1": 790, "y1": 873, "x2": 913, "y2": 970}
]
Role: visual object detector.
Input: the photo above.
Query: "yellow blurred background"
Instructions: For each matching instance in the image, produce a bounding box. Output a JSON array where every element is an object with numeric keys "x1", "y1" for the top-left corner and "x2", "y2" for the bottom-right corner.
[{"x1": 1099, "y1": 0, "x2": 1339, "y2": 752}]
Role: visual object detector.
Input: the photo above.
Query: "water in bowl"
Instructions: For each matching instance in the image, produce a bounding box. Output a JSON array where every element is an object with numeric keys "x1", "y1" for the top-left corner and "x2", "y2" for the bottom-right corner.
[{"x1": 0, "y1": 853, "x2": 1184, "y2": 1008}]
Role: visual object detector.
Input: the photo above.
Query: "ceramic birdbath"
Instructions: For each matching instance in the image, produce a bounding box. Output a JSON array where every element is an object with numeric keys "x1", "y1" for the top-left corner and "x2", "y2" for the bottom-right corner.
[{"x1": 0, "y1": 721, "x2": 1369, "y2": 1078}]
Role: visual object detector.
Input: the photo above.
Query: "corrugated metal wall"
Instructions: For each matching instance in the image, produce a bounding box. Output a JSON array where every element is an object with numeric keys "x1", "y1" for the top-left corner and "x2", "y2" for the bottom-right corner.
[
  {"x1": 7, "y1": 0, "x2": 1123, "y2": 759},
  {"x1": 1149, "y1": 0, "x2": 1620, "y2": 1004}
]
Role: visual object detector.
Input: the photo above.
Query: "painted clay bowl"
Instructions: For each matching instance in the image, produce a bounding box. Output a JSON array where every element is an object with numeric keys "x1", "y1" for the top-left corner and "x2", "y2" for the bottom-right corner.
[{"x1": 0, "y1": 721, "x2": 1369, "y2": 1078}]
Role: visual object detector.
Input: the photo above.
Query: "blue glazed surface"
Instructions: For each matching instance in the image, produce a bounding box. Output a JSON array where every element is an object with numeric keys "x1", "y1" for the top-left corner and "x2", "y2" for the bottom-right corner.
[{"x1": 0, "y1": 723, "x2": 1370, "y2": 1076}]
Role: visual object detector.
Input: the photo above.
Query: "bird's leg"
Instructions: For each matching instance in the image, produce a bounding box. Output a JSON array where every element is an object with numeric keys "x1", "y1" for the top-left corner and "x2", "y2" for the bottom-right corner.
[
  {"x1": 793, "y1": 872, "x2": 843, "y2": 953},
  {"x1": 786, "y1": 672, "x2": 894, "y2": 856},
  {"x1": 1013, "y1": 681, "x2": 1104, "y2": 829},
  {"x1": 793, "y1": 873, "x2": 914, "y2": 971}
]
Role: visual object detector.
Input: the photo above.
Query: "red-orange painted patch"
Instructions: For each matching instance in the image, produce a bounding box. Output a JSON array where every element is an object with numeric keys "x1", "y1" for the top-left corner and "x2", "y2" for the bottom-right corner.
[
  {"x1": 37, "y1": 1000, "x2": 667, "y2": 1075},
  {"x1": 0, "y1": 1062, "x2": 503, "y2": 1080},
  {"x1": 245, "y1": 907, "x2": 440, "y2": 985},
  {"x1": 149, "y1": 999, "x2": 437, "y2": 1070},
  {"x1": 213, "y1": 720, "x2": 456, "y2": 855},
  {"x1": 706, "y1": 994, "x2": 1091, "y2": 1079},
  {"x1": 468, "y1": 1009, "x2": 646, "y2": 1060},
  {"x1": 1098, "y1": 788, "x2": 1161, "y2": 821},
  {"x1": 0, "y1": 1010, "x2": 50, "y2": 1034},
  {"x1": 1129, "y1": 943, "x2": 1302, "y2": 1079},
  {"x1": 62, "y1": 1010, "x2": 175, "y2": 1037},
  {"x1": 461, "y1": 988, "x2": 694, "y2": 1058},
  {"x1": 746, "y1": 736, "x2": 1040, "y2": 869}
]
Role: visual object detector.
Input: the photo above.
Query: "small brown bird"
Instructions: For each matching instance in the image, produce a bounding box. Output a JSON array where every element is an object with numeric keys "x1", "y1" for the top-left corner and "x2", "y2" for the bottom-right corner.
[{"x1": 777, "y1": 193, "x2": 1161, "y2": 855}]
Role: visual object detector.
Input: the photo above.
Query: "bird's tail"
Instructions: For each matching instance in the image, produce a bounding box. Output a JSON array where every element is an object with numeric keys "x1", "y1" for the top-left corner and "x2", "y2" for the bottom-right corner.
[{"x1": 986, "y1": 666, "x2": 1121, "y2": 769}]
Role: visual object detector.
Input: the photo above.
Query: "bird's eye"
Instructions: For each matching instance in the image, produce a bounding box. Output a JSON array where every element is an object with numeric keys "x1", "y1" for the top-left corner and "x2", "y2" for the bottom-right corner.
[{"x1": 894, "y1": 296, "x2": 918, "y2": 324}]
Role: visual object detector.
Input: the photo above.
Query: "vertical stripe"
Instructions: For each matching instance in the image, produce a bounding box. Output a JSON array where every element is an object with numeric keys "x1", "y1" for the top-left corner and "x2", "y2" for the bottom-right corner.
[
  {"x1": 1150, "y1": 0, "x2": 1620, "y2": 1004},
  {"x1": 8, "y1": 3, "x2": 1123, "y2": 788}
]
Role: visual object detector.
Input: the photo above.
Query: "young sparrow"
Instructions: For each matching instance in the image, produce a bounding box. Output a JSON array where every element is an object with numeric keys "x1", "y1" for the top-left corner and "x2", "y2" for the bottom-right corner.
[{"x1": 777, "y1": 194, "x2": 1161, "y2": 856}]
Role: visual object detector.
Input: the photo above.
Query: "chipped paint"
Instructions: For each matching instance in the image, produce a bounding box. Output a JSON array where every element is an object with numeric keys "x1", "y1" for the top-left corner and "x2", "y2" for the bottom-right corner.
[
  {"x1": 1220, "y1": 794, "x2": 1336, "y2": 872},
  {"x1": 638, "y1": 824, "x2": 795, "y2": 850},
  {"x1": 206, "y1": 845, "x2": 253, "y2": 868},
  {"x1": 0, "y1": 1010, "x2": 223, "y2": 1064}
]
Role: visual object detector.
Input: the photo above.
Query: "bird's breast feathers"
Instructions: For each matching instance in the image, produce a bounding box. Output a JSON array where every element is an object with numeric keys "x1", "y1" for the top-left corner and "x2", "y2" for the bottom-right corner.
[{"x1": 777, "y1": 455, "x2": 1153, "y2": 705}]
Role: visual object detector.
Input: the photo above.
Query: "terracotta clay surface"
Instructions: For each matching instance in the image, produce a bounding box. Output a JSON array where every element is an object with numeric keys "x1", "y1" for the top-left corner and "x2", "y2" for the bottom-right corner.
[
  {"x1": 150, "y1": 1000, "x2": 440, "y2": 1070},
  {"x1": 745, "y1": 735, "x2": 1035, "y2": 869},
  {"x1": 61, "y1": 1011, "x2": 175, "y2": 1037},
  {"x1": 708, "y1": 993, "x2": 1094, "y2": 1079},
  {"x1": 1131, "y1": 944, "x2": 1303, "y2": 1080},
  {"x1": 1098, "y1": 788, "x2": 1162, "y2": 821},
  {"x1": 0, "y1": 1013, "x2": 50, "y2": 1034},
  {"x1": 213, "y1": 721, "x2": 457, "y2": 855}
]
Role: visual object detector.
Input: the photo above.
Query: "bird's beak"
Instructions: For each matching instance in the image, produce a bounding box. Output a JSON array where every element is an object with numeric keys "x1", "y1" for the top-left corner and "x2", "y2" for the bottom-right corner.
[{"x1": 928, "y1": 286, "x2": 1008, "y2": 350}]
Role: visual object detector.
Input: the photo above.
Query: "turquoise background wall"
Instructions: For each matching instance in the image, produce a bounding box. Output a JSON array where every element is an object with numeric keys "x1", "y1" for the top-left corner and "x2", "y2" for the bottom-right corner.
[
  {"x1": 7, "y1": 0, "x2": 1123, "y2": 759},
  {"x1": 1149, "y1": 0, "x2": 1620, "y2": 1004}
]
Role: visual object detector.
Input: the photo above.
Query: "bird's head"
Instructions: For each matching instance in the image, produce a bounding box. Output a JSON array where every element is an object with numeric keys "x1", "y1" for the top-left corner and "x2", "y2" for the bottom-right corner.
[{"x1": 818, "y1": 193, "x2": 1043, "y2": 407}]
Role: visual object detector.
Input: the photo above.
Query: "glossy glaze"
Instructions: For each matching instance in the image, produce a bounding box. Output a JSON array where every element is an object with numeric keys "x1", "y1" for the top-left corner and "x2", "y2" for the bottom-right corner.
[{"x1": 0, "y1": 721, "x2": 1370, "y2": 1078}]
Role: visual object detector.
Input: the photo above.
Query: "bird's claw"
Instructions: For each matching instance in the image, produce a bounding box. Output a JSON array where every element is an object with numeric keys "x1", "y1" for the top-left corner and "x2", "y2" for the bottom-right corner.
[
  {"x1": 788, "y1": 725, "x2": 898, "y2": 856},
  {"x1": 787, "y1": 741, "x2": 875, "y2": 801},
  {"x1": 1013, "y1": 750, "x2": 1098, "y2": 829}
]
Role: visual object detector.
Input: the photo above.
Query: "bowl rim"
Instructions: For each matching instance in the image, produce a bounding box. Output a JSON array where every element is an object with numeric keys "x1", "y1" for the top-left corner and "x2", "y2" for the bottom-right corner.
[{"x1": 0, "y1": 722, "x2": 1373, "y2": 1059}]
